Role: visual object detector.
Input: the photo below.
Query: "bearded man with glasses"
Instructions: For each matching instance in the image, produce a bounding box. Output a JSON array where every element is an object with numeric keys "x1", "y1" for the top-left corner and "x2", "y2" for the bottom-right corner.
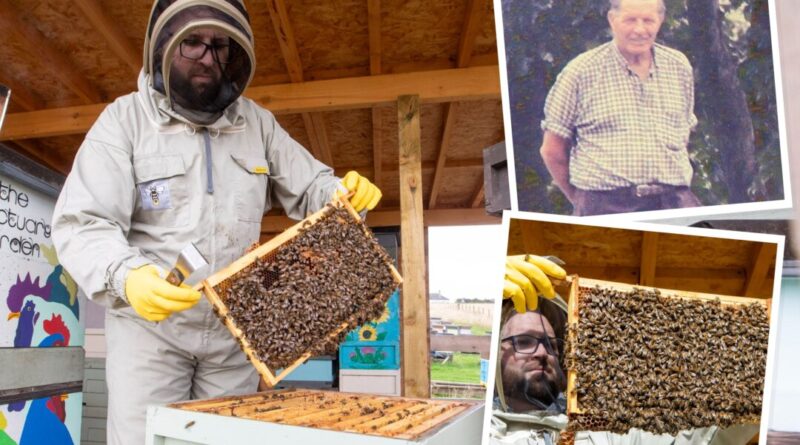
[{"x1": 51, "y1": 1, "x2": 381, "y2": 444}]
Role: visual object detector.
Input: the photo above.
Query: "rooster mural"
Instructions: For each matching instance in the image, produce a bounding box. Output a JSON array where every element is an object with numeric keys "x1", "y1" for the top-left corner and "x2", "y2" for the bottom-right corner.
[
  {"x1": 16, "y1": 315, "x2": 74, "y2": 445},
  {"x1": 3, "y1": 244, "x2": 80, "y2": 444}
]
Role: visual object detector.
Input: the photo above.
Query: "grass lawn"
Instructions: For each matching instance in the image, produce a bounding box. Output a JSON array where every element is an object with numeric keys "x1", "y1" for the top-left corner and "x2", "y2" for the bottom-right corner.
[
  {"x1": 470, "y1": 324, "x2": 491, "y2": 335},
  {"x1": 430, "y1": 352, "x2": 482, "y2": 384}
]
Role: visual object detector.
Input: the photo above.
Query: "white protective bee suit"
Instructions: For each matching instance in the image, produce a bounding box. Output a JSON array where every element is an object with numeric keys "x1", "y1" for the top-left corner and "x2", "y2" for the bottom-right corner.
[{"x1": 51, "y1": 1, "x2": 340, "y2": 443}]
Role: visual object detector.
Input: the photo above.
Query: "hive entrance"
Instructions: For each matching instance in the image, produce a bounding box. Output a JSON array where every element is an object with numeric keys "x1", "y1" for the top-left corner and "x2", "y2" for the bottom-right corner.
[
  {"x1": 566, "y1": 278, "x2": 770, "y2": 435},
  {"x1": 203, "y1": 200, "x2": 401, "y2": 386}
]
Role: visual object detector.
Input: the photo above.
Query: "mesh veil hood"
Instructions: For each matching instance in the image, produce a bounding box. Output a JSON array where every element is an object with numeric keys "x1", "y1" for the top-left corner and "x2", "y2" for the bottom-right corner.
[{"x1": 143, "y1": 0, "x2": 255, "y2": 119}]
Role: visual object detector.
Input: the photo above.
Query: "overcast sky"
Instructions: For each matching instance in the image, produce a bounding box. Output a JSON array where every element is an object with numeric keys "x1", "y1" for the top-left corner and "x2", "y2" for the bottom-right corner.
[{"x1": 428, "y1": 225, "x2": 504, "y2": 301}]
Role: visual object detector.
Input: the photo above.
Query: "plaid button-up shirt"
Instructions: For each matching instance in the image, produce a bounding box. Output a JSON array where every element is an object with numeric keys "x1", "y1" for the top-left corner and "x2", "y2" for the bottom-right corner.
[{"x1": 541, "y1": 41, "x2": 697, "y2": 190}]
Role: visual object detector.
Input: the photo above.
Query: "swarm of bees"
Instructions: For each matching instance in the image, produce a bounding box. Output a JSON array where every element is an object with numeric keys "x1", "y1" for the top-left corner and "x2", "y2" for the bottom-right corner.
[
  {"x1": 216, "y1": 204, "x2": 399, "y2": 370},
  {"x1": 567, "y1": 286, "x2": 769, "y2": 435}
]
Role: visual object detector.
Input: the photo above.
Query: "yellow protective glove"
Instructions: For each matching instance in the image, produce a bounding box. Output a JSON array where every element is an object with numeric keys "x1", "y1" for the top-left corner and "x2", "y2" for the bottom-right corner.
[
  {"x1": 124, "y1": 264, "x2": 202, "y2": 322},
  {"x1": 504, "y1": 255, "x2": 567, "y2": 313},
  {"x1": 341, "y1": 171, "x2": 382, "y2": 212}
]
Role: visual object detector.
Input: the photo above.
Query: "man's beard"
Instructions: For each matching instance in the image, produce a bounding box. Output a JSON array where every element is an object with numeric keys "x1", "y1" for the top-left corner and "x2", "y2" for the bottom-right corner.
[
  {"x1": 170, "y1": 66, "x2": 223, "y2": 112},
  {"x1": 503, "y1": 361, "x2": 566, "y2": 409}
]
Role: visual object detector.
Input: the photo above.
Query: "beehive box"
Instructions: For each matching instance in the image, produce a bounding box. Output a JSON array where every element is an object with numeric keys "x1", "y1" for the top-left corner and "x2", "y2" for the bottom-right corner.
[
  {"x1": 201, "y1": 198, "x2": 402, "y2": 387},
  {"x1": 566, "y1": 277, "x2": 771, "y2": 435},
  {"x1": 145, "y1": 389, "x2": 485, "y2": 445}
]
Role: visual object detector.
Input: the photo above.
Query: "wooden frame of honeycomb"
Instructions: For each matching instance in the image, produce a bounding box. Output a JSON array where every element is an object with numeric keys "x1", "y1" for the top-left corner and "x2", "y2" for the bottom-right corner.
[
  {"x1": 199, "y1": 197, "x2": 402, "y2": 388},
  {"x1": 566, "y1": 277, "x2": 771, "y2": 433}
]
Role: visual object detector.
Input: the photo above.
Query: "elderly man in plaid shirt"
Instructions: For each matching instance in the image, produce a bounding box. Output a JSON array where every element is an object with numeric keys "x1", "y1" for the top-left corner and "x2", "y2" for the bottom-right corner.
[{"x1": 540, "y1": 0, "x2": 702, "y2": 216}]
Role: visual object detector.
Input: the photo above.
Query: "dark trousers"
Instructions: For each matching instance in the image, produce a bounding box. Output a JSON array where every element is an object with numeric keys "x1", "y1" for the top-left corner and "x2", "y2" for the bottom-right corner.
[{"x1": 572, "y1": 186, "x2": 702, "y2": 216}]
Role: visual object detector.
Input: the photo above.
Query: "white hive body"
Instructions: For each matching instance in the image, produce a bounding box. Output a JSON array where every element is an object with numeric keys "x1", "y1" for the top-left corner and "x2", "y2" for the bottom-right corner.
[{"x1": 146, "y1": 389, "x2": 485, "y2": 445}]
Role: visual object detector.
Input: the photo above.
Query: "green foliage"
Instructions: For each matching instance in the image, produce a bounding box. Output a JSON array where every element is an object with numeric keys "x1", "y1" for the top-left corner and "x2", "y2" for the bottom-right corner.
[{"x1": 505, "y1": 0, "x2": 782, "y2": 212}]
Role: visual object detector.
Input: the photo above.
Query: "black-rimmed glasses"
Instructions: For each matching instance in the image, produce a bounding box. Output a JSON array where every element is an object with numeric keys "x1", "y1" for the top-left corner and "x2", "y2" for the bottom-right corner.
[
  {"x1": 501, "y1": 335, "x2": 560, "y2": 355},
  {"x1": 180, "y1": 38, "x2": 231, "y2": 63}
]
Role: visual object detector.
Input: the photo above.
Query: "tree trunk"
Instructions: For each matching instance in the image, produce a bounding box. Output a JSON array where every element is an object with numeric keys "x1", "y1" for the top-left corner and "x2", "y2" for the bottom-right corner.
[{"x1": 687, "y1": 0, "x2": 757, "y2": 203}]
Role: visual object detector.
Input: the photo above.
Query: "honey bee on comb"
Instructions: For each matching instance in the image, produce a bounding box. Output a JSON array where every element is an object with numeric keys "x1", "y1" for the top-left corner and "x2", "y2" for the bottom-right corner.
[
  {"x1": 215, "y1": 204, "x2": 399, "y2": 371},
  {"x1": 567, "y1": 286, "x2": 769, "y2": 435}
]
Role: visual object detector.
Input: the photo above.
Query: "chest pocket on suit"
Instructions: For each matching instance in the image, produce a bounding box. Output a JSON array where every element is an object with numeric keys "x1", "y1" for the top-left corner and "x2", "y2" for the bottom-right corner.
[
  {"x1": 231, "y1": 155, "x2": 270, "y2": 223},
  {"x1": 133, "y1": 154, "x2": 190, "y2": 228}
]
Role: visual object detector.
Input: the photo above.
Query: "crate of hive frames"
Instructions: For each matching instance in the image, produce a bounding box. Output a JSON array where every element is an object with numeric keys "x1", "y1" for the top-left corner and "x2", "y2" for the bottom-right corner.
[
  {"x1": 146, "y1": 389, "x2": 485, "y2": 444},
  {"x1": 200, "y1": 197, "x2": 402, "y2": 387},
  {"x1": 564, "y1": 277, "x2": 771, "y2": 436}
]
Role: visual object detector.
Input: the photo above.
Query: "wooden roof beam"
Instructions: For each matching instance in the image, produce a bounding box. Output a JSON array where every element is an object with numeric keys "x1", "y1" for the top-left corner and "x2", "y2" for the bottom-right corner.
[
  {"x1": 428, "y1": 103, "x2": 458, "y2": 209},
  {"x1": 743, "y1": 243, "x2": 775, "y2": 297},
  {"x1": 428, "y1": 0, "x2": 487, "y2": 209},
  {"x1": 265, "y1": 0, "x2": 334, "y2": 167},
  {"x1": 301, "y1": 112, "x2": 333, "y2": 166},
  {"x1": 73, "y1": 0, "x2": 140, "y2": 76},
  {"x1": 457, "y1": 0, "x2": 488, "y2": 68},
  {"x1": 470, "y1": 182, "x2": 485, "y2": 208},
  {"x1": 300, "y1": 111, "x2": 332, "y2": 164},
  {"x1": 639, "y1": 232, "x2": 659, "y2": 286},
  {"x1": 368, "y1": 0, "x2": 383, "y2": 194},
  {"x1": 0, "y1": 0, "x2": 102, "y2": 104},
  {"x1": 334, "y1": 158, "x2": 483, "y2": 177},
  {"x1": 248, "y1": 53, "x2": 499, "y2": 85},
  {"x1": 1, "y1": 66, "x2": 500, "y2": 140},
  {"x1": 266, "y1": 0, "x2": 304, "y2": 83}
]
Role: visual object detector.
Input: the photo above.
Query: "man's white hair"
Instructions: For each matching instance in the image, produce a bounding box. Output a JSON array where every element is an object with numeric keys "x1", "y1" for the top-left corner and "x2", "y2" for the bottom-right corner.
[{"x1": 609, "y1": 0, "x2": 666, "y2": 17}]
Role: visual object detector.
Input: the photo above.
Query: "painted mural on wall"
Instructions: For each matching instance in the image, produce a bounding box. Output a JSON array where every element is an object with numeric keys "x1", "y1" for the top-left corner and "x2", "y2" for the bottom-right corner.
[
  {"x1": 0, "y1": 175, "x2": 83, "y2": 444},
  {"x1": 340, "y1": 290, "x2": 400, "y2": 370}
]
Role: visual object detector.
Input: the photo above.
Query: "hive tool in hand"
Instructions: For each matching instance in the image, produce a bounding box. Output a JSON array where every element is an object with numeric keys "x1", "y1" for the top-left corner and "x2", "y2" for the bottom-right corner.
[{"x1": 166, "y1": 243, "x2": 209, "y2": 286}]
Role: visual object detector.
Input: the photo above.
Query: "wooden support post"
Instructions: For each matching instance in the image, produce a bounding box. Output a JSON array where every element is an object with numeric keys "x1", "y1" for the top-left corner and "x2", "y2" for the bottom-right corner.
[
  {"x1": 639, "y1": 232, "x2": 659, "y2": 286},
  {"x1": 397, "y1": 94, "x2": 430, "y2": 398},
  {"x1": 743, "y1": 243, "x2": 775, "y2": 297}
]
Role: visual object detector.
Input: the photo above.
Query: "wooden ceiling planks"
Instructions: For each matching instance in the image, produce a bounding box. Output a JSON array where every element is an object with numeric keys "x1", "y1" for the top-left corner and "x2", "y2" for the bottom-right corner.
[
  {"x1": 289, "y1": 0, "x2": 369, "y2": 73},
  {"x1": 380, "y1": 0, "x2": 465, "y2": 68},
  {"x1": 656, "y1": 232, "x2": 756, "y2": 269},
  {"x1": 322, "y1": 108, "x2": 371, "y2": 171},
  {"x1": 435, "y1": 165, "x2": 483, "y2": 209},
  {"x1": 506, "y1": 219, "x2": 778, "y2": 299},
  {"x1": 2, "y1": 0, "x2": 502, "y2": 216},
  {"x1": 427, "y1": 0, "x2": 490, "y2": 209},
  {"x1": 2, "y1": 0, "x2": 105, "y2": 104},
  {"x1": 447, "y1": 98, "x2": 504, "y2": 160},
  {"x1": 74, "y1": 0, "x2": 141, "y2": 76}
]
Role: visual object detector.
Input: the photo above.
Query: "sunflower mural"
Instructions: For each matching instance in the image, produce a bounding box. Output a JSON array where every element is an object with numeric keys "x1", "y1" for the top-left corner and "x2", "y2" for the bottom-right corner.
[
  {"x1": 340, "y1": 290, "x2": 400, "y2": 370},
  {"x1": 358, "y1": 325, "x2": 378, "y2": 341}
]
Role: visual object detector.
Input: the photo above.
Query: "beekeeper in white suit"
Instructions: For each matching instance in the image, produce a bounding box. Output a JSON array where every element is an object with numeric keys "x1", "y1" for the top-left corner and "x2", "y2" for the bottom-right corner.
[
  {"x1": 51, "y1": 1, "x2": 379, "y2": 443},
  {"x1": 493, "y1": 256, "x2": 760, "y2": 445}
]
